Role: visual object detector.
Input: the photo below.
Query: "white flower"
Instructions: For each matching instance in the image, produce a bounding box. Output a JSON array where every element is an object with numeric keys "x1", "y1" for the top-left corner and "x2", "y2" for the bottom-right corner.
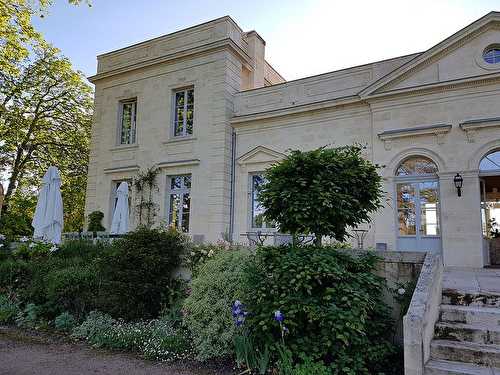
[
  {"x1": 0, "y1": 234, "x2": 6, "y2": 241},
  {"x1": 201, "y1": 250, "x2": 207, "y2": 255},
  {"x1": 29, "y1": 242, "x2": 36, "y2": 248},
  {"x1": 208, "y1": 250, "x2": 214, "y2": 257},
  {"x1": 0, "y1": 244, "x2": 3, "y2": 248},
  {"x1": 49, "y1": 245, "x2": 58, "y2": 253},
  {"x1": 397, "y1": 288, "x2": 406, "y2": 295},
  {"x1": 20, "y1": 236, "x2": 29, "y2": 242},
  {"x1": 190, "y1": 251, "x2": 195, "y2": 256}
]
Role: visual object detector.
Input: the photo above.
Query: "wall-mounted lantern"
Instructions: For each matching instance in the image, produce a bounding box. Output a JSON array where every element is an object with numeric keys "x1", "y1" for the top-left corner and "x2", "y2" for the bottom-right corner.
[{"x1": 453, "y1": 173, "x2": 463, "y2": 197}]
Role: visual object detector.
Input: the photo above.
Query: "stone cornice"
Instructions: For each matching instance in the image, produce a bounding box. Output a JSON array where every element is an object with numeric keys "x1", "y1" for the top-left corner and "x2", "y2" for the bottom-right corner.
[
  {"x1": 459, "y1": 117, "x2": 500, "y2": 143},
  {"x1": 103, "y1": 165, "x2": 140, "y2": 174},
  {"x1": 157, "y1": 159, "x2": 200, "y2": 168},
  {"x1": 230, "y1": 95, "x2": 360, "y2": 126},
  {"x1": 378, "y1": 124, "x2": 452, "y2": 140},
  {"x1": 378, "y1": 124, "x2": 452, "y2": 150},
  {"x1": 89, "y1": 38, "x2": 252, "y2": 83},
  {"x1": 460, "y1": 116, "x2": 500, "y2": 130},
  {"x1": 363, "y1": 72, "x2": 500, "y2": 101}
]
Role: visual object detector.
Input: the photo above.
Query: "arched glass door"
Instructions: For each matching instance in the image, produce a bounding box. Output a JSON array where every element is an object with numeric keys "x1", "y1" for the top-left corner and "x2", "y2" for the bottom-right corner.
[
  {"x1": 479, "y1": 150, "x2": 500, "y2": 265},
  {"x1": 395, "y1": 156, "x2": 441, "y2": 252}
]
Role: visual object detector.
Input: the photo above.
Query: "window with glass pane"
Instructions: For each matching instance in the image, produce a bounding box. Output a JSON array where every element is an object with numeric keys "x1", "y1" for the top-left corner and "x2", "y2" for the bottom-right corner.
[
  {"x1": 173, "y1": 88, "x2": 194, "y2": 137},
  {"x1": 396, "y1": 156, "x2": 438, "y2": 176},
  {"x1": 397, "y1": 183, "x2": 416, "y2": 235},
  {"x1": 479, "y1": 150, "x2": 500, "y2": 172},
  {"x1": 168, "y1": 175, "x2": 191, "y2": 232},
  {"x1": 120, "y1": 100, "x2": 137, "y2": 144},
  {"x1": 483, "y1": 47, "x2": 500, "y2": 64},
  {"x1": 419, "y1": 181, "x2": 440, "y2": 236},
  {"x1": 251, "y1": 175, "x2": 274, "y2": 229}
]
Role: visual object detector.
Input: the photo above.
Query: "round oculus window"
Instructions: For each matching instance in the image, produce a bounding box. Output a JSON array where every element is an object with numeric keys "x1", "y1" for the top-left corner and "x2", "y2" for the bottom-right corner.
[{"x1": 483, "y1": 45, "x2": 500, "y2": 64}]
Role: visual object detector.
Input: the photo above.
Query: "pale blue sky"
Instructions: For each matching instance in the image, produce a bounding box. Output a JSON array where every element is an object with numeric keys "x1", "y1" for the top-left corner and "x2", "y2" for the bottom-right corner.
[{"x1": 34, "y1": 0, "x2": 499, "y2": 81}]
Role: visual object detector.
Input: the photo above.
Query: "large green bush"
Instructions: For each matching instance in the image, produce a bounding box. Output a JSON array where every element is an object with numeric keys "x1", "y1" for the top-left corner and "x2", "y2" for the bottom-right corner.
[
  {"x1": 0, "y1": 228, "x2": 188, "y2": 323},
  {"x1": 97, "y1": 226, "x2": 186, "y2": 320},
  {"x1": 44, "y1": 264, "x2": 98, "y2": 318},
  {"x1": 258, "y1": 146, "x2": 382, "y2": 244},
  {"x1": 243, "y1": 245, "x2": 395, "y2": 375},
  {"x1": 183, "y1": 249, "x2": 253, "y2": 360}
]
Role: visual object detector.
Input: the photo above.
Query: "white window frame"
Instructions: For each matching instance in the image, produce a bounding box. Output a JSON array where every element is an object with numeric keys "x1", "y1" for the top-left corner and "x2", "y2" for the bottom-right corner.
[
  {"x1": 171, "y1": 87, "x2": 194, "y2": 138},
  {"x1": 118, "y1": 99, "x2": 137, "y2": 145},
  {"x1": 166, "y1": 175, "x2": 191, "y2": 232},
  {"x1": 249, "y1": 173, "x2": 275, "y2": 231}
]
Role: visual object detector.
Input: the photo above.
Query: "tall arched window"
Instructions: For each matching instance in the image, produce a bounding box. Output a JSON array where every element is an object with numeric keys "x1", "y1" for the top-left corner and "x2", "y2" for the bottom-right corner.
[{"x1": 395, "y1": 156, "x2": 441, "y2": 252}]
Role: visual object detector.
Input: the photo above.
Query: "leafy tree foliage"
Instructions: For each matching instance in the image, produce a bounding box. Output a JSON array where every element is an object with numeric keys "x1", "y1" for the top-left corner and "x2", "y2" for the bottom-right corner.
[
  {"x1": 258, "y1": 146, "x2": 382, "y2": 243},
  {"x1": 0, "y1": 44, "x2": 93, "y2": 233},
  {"x1": 0, "y1": 0, "x2": 90, "y2": 76}
]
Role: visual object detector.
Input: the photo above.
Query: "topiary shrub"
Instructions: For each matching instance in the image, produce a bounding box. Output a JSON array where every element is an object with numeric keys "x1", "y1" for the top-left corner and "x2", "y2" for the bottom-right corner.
[
  {"x1": 96, "y1": 226, "x2": 186, "y2": 320},
  {"x1": 243, "y1": 245, "x2": 395, "y2": 375},
  {"x1": 258, "y1": 145, "x2": 382, "y2": 244},
  {"x1": 183, "y1": 249, "x2": 253, "y2": 360},
  {"x1": 87, "y1": 211, "x2": 105, "y2": 233}
]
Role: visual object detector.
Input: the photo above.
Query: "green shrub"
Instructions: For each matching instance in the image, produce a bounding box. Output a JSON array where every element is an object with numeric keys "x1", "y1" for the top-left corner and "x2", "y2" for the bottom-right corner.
[
  {"x1": 278, "y1": 350, "x2": 331, "y2": 375},
  {"x1": 72, "y1": 311, "x2": 115, "y2": 341},
  {"x1": 44, "y1": 264, "x2": 98, "y2": 318},
  {"x1": 54, "y1": 311, "x2": 76, "y2": 332},
  {"x1": 96, "y1": 226, "x2": 186, "y2": 320},
  {"x1": 12, "y1": 240, "x2": 57, "y2": 260},
  {"x1": 87, "y1": 211, "x2": 105, "y2": 232},
  {"x1": 16, "y1": 303, "x2": 40, "y2": 328},
  {"x1": 0, "y1": 294, "x2": 20, "y2": 323},
  {"x1": 57, "y1": 239, "x2": 105, "y2": 260},
  {"x1": 183, "y1": 249, "x2": 253, "y2": 360},
  {"x1": 243, "y1": 245, "x2": 395, "y2": 375},
  {"x1": 0, "y1": 259, "x2": 31, "y2": 294},
  {"x1": 184, "y1": 240, "x2": 241, "y2": 276}
]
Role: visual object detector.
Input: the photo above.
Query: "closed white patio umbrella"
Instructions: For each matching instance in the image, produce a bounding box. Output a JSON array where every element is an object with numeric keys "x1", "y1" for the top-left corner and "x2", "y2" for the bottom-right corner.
[
  {"x1": 32, "y1": 166, "x2": 64, "y2": 244},
  {"x1": 110, "y1": 181, "x2": 129, "y2": 235}
]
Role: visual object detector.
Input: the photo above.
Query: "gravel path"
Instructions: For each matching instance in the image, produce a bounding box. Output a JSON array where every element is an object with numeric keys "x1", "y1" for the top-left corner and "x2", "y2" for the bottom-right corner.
[{"x1": 0, "y1": 327, "x2": 233, "y2": 375}]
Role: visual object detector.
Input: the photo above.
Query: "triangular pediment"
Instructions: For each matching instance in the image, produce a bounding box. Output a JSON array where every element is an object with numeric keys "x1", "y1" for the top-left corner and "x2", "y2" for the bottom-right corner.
[
  {"x1": 237, "y1": 145, "x2": 286, "y2": 165},
  {"x1": 361, "y1": 12, "x2": 500, "y2": 96}
]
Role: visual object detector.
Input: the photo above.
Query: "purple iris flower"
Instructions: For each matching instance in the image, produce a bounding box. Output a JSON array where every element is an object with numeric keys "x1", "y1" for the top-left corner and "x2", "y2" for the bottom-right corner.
[
  {"x1": 274, "y1": 310, "x2": 284, "y2": 322},
  {"x1": 232, "y1": 300, "x2": 248, "y2": 327}
]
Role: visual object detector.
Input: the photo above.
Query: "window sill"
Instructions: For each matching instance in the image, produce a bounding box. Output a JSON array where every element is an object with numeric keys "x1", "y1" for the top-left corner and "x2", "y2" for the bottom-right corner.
[
  {"x1": 163, "y1": 136, "x2": 197, "y2": 145},
  {"x1": 110, "y1": 144, "x2": 139, "y2": 152}
]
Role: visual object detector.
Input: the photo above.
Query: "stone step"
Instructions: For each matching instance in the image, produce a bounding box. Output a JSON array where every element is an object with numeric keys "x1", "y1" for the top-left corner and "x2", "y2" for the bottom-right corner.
[
  {"x1": 430, "y1": 339, "x2": 500, "y2": 367},
  {"x1": 440, "y1": 304, "x2": 500, "y2": 327},
  {"x1": 435, "y1": 322, "x2": 500, "y2": 345},
  {"x1": 442, "y1": 289, "x2": 500, "y2": 308},
  {"x1": 425, "y1": 359, "x2": 498, "y2": 375}
]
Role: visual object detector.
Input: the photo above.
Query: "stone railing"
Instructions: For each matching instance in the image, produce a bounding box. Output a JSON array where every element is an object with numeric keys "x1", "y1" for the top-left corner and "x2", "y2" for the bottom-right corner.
[{"x1": 403, "y1": 252, "x2": 443, "y2": 375}]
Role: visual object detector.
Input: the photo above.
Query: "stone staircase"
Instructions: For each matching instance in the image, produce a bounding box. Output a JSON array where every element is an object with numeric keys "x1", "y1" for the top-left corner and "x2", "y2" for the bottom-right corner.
[{"x1": 424, "y1": 269, "x2": 500, "y2": 374}]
